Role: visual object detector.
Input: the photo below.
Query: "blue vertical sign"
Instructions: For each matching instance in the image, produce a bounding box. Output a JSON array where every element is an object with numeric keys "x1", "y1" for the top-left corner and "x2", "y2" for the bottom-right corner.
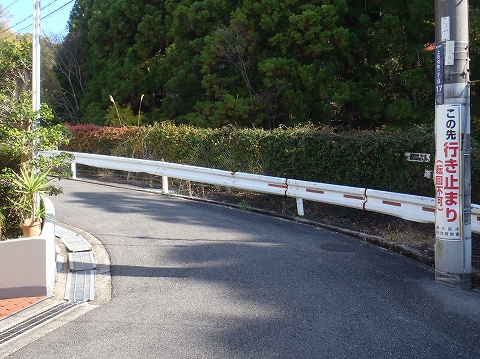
[{"x1": 435, "y1": 43, "x2": 444, "y2": 105}]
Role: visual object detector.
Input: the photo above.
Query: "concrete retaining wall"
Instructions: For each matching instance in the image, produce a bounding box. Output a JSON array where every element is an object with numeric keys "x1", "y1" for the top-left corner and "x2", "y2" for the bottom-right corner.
[{"x1": 0, "y1": 196, "x2": 56, "y2": 299}]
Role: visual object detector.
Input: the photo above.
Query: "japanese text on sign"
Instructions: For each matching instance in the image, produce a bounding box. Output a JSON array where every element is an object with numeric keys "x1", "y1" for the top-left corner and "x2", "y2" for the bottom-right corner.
[
  {"x1": 435, "y1": 44, "x2": 444, "y2": 105},
  {"x1": 435, "y1": 105, "x2": 462, "y2": 239}
]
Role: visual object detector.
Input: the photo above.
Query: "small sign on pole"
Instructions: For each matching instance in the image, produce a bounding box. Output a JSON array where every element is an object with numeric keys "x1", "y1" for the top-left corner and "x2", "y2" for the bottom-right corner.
[
  {"x1": 435, "y1": 43, "x2": 444, "y2": 105},
  {"x1": 404, "y1": 153, "x2": 430, "y2": 163},
  {"x1": 445, "y1": 41, "x2": 455, "y2": 66},
  {"x1": 441, "y1": 16, "x2": 450, "y2": 41}
]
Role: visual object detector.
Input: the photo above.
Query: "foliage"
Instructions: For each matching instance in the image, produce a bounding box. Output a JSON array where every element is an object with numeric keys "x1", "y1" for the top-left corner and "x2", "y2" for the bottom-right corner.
[
  {"x1": 54, "y1": 0, "x2": 480, "y2": 129},
  {"x1": 0, "y1": 36, "x2": 72, "y2": 238},
  {"x1": 0, "y1": 38, "x2": 71, "y2": 167},
  {"x1": 470, "y1": 6, "x2": 480, "y2": 144},
  {"x1": 64, "y1": 123, "x2": 457, "y2": 199},
  {"x1": 67, "y1": 0, "x2": 167, "y2": 125},
  {"x1": 10, "y1": 168, "x2": 52, "y2": 222},
  {"x1": 0, "y1": 207, "x2": 5, "y2": 239},
  {"x1": 0, "y1": 166, "x2": 19, "y2": 238},
  {"x1": 105, "y1": 94, "x2": 146, "y2": 127},
  {"x1": 41, "y1": 34, "x2": 85, "y2": 124},
  {"x1": 0, "y1": 36, "x2": 31, "y2": 91}
]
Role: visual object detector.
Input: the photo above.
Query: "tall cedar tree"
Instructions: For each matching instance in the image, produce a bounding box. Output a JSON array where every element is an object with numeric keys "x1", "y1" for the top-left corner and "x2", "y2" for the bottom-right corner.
[{"x1": 58, "y1": 0, "x2": 478, "y2": 130}]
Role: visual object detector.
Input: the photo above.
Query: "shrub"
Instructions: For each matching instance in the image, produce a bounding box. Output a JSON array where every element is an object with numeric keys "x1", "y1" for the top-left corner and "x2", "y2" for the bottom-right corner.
[{"x1": 65, "y1": 123, "x2": 479, "y2": 201}]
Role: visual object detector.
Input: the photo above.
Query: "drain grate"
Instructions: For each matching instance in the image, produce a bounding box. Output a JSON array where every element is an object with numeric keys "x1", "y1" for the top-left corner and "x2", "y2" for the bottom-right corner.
[
  {"x1": 55, "y1": 227, "x2": 77, "y2": 238},
  {"x1": 68, "y1": 251, "x2": 96, "y2": 271},
  {"x1": 56, "y1": 226, "x2": 96, "y2": 302},
  {"x1": 60, "y1": 235, "x2": 93, "y2": 253},
  {"x1": 65, "y1": 270, "x2": 95, "y2": 302},
  {"x1": 0, "y1": 301, "x2": 79, "y2": 346}
]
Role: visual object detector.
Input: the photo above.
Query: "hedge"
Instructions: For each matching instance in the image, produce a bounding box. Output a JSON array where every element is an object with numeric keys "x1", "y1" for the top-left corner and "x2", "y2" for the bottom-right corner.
[{"x1": 63, "y1": 123, "x2": 479, "y2": 201}]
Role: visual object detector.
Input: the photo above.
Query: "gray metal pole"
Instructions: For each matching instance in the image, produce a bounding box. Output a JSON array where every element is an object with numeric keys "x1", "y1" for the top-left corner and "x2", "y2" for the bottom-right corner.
[
  {"x1": 32, "y1": 0, "x2": 41, "y2": 212},
  {"x1": 32, "y1": 0, "x2": 41, "y2": 122},
  {"x1": 434, "y1": 0, "x2": 471, "y2": 288}
]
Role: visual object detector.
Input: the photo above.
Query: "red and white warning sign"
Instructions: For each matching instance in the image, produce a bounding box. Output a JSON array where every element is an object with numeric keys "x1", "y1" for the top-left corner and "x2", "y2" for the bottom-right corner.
[{"x1": 435, "y1": 105, "x2": 462, "y2": 240}]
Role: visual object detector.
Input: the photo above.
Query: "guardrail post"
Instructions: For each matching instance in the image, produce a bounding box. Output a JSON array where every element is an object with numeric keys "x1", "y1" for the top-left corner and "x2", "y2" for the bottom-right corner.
[
  {"x1": 296, "y1": 198, "x2": 305, "y2": 217},
  {"x1": 40, "y1": 150, "x2": 480, "y2": 239},
  {"x1": 71, "y1": 162, "x2": 77, "y2": 179},
  {"x1": 162, "y1": 176, "x2": 169, "y2": 194}
]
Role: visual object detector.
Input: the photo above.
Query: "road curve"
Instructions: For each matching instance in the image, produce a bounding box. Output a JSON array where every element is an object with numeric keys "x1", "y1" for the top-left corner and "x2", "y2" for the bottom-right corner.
[{"x1": 7, "y1": 179, "x2": 480, "y2": 358}]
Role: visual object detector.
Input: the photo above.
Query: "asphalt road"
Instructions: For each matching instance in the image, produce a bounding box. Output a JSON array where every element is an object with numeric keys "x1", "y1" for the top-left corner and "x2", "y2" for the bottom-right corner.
[{"x1": 6, "y1": 179, "x2": 480, "y2": 358}]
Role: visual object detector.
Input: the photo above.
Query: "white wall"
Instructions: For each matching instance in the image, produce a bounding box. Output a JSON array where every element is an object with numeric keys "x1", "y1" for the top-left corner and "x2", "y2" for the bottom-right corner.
[{"x1": 0, "y1": 196, "x2": 56, "y2": 299}]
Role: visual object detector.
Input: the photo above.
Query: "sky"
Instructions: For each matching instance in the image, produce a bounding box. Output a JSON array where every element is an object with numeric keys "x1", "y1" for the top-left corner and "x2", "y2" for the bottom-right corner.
[{"x1": 1, "y1": 0, "x2": 74, "y2": 36}]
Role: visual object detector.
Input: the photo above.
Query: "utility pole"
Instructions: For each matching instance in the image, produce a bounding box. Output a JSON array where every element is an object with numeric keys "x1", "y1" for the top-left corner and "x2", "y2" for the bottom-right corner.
[
  {"x1": 434, "y1": 0, "x2": 471, "y2": 288},
  {"x1": 32, "y1": 0, "x2": 41, "y2": 214},
  {"x1": 32, "y1": 0, "x2": 41, "y2": 127}
]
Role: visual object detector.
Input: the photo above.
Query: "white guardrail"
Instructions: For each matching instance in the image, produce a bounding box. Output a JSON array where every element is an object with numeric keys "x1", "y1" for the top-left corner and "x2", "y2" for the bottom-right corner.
[{"x1": 40, "y1": 151, "x2": 480, "y2": 234}]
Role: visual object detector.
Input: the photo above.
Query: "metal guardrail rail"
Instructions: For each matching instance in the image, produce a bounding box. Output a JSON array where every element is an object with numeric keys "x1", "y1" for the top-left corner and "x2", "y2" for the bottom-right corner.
[{"x1": 41, "y1": 151, "x2": 480, "y2": 234}]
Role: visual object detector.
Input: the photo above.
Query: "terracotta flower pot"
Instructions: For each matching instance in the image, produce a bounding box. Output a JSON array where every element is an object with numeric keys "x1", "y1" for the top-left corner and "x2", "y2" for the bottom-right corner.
[{"x1": 21, "y1": 217, "x2": 42, "y2": 237}]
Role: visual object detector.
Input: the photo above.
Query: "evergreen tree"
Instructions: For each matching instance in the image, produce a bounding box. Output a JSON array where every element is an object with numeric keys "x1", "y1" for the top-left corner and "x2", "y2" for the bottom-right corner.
[
  {"x1": 60, "y1": 0, "x2": 478, "y2": 129},
  {"x1": 69, "y1": 0, "x2": 167, "y2": 124}
]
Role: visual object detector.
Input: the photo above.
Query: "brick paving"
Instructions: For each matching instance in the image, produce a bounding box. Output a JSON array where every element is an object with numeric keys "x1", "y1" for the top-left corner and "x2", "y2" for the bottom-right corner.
[{"x1": 0, "y1": 296, "x2": 46, "y2": 319}]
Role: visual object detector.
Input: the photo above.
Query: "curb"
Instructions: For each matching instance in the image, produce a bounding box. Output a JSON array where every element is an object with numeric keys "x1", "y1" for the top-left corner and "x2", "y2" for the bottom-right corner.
[
  {"x1": 56, "y1": 222, "x2": 111, "y2": 306},
  {"x1": 0, "y1": 223, "x2": 111, "y2": 357}
]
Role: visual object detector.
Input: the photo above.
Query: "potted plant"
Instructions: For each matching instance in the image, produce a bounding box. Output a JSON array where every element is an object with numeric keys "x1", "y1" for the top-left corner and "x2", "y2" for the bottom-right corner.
[{"x1": 10, "y1": 167, "x2": 52, "y2": 237}]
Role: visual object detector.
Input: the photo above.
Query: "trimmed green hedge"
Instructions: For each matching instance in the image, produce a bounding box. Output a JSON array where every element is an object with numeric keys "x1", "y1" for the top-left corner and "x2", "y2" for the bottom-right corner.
[{"x1": 64, "y1": 123, "x2": 479, "y2": 201}]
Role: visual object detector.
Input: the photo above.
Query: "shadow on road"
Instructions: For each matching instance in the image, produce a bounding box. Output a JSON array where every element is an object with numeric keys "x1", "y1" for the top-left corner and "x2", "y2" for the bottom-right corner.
[{"x1": 49, "y1": 180, "x2": 480, "y2": 358}]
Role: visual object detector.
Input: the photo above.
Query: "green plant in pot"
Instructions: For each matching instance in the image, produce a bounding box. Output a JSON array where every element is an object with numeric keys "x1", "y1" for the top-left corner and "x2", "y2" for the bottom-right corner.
[{"x1": 10, "y1": 168, "x2": 52, "y2": 237}]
